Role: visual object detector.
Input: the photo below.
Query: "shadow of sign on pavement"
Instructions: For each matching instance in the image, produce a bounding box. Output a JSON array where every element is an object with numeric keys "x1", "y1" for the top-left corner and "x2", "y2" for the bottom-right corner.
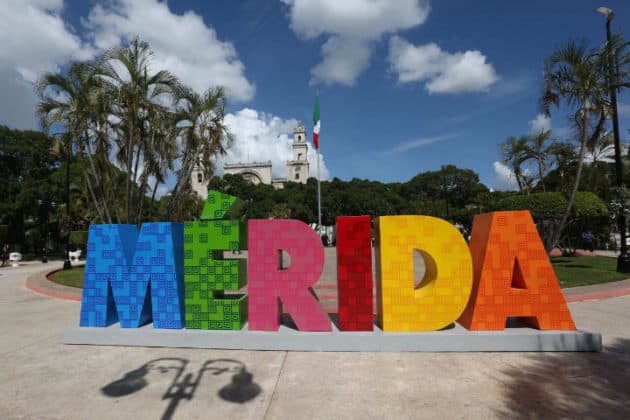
[{"x1": 101, "y1": 358, "x2": 261, "y2": 420}]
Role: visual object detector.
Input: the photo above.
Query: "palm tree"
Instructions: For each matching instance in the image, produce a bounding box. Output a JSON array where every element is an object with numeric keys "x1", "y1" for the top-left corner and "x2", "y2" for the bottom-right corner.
[
  {"x1": 165, "y1": 86, "x2": 233, "y2": 218},
  {"x1": 96, "y1": 37, "x2": 180, "y2": 224},
  {"x1": 36, "y1": 62, "x2": 113, "y2": 224},
  {"x1": 500, "y1": 136, "x2": 530, "y2": 193},
  {"x1": 525, "y1": 130, "x2": 553, "y2": 192},
  {"x1": 546, "y1": 140, "x2": 578, "y2": 194},
  {"x1": 587, "y1": 131, "x2": 616, "y2": 192},
  {"x1": 136, "y1": 107, "x2": 177, "y2": 222},
  {"x1": 542, "y1": 40, "x2": 608, "y2": 252}
]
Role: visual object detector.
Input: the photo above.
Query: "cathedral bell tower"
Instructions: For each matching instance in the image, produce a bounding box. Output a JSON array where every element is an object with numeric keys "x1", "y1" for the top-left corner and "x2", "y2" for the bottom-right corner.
[
  {"x1": 286, "y1": 123, "x2": 309, "y2": 184},
  {"x1": 191, "y1": 154, "x2": 208, "y2": 200}
]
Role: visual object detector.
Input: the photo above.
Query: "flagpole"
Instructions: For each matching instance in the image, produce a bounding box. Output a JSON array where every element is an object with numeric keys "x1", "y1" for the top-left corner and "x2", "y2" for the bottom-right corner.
[
  {"x1": 317, "y1": 148, "x2": 321, "y2": 236},
  {"x1": 313, "y1": 93, "x2": 322, "y2": 238}
]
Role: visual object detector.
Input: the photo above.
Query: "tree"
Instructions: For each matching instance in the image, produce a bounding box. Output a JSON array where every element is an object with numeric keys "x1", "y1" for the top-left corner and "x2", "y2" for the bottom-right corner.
[
  {"x1": 97, "y1": 37, "x2": 180, "y2": 224},
  {"x1": 500, "y1": 136, "x2": 530, "y2": 193},
  {"x1": 404, "y1": 165, "x2": 488, "y2": 220},
  {"x1": 587, "y1": 130, "x2": 615, "y2": 192},
  {"x1": 494, "y1": 191, "x2": 608, "y2": 253},
  {"x1": 165, "y1": 86, "x2": 232, "y2": 219},
  {"x1": 36, "y1": 37, "x2": 234, "y2": 225},
  {"x1": 36, "y1": 62, "x2": 114, "y2": 224},
  {"x1": 542, "y1": 40, "x2": 609, "y2": 252},
  {"x1": 0, "y1": 126, "x2": 59, "y2": 250},
  {"x1": 525, "y1": 130, "x2": 553, "y2": 192}
]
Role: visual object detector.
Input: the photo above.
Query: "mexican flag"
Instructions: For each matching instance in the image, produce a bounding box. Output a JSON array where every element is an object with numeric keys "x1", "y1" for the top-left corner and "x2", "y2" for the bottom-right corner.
[{"x1": 313, "y1": 96, "x2": 320, "y2": 149}]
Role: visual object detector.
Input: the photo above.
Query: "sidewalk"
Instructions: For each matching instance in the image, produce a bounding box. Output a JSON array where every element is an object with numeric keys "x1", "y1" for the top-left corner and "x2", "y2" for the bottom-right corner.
[{"x1": 1, "y1": 262, "x2": 630, "y2": 419}]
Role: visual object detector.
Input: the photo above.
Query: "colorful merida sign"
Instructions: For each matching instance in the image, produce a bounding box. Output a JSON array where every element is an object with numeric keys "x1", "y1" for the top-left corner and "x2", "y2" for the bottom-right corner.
[{"x1": 79, "y1": 191, "x2": 576, "y2": 333}]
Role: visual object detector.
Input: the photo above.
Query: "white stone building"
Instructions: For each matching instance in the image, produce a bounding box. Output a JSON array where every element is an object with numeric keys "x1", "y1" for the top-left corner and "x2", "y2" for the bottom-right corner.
[{"x1": 191, "y1": 123, "x2": 310, "y2": 200}]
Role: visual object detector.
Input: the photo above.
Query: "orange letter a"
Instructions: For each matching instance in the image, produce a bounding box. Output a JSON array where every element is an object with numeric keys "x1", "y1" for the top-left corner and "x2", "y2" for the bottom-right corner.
[{"x1": 458, "y1": 211, "x2": 576, "y2": 331}]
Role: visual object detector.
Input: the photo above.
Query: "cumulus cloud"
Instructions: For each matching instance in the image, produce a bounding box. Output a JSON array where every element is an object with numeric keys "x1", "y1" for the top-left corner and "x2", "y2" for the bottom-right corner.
[
  {"x1": 0, "y1": 0, "x2": 256, "y2": 129},
  {"x1": 492, "y1": 161, "x2": 519, "y2": 191},
  {"x1": 216, "y1": 108, "x2": 330, "y2": 180},
  {"x1": 83, "y1": 0, "x2": 255, "y2": 101},
  {"x1": 282, "y1": 0, "x2": 430, "y2": 86},
  {"x1": 0, "y1": 0, "x2": 93, "y2": 128},
  {"x1": 529, "y1": 113, "x2": 552, "y2": 134},
  {"x1": 387, "y1": 36, "x2": 498, "y2": 94}
]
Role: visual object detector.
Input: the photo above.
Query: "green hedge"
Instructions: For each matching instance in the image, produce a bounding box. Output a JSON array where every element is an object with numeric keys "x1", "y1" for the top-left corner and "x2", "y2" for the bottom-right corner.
[
  {"x1": 495, "y1": 192, "x2": 607, "y2": 220},
  {"x1": 495, "y1": 192, "x2": 567, "y2": 220}
]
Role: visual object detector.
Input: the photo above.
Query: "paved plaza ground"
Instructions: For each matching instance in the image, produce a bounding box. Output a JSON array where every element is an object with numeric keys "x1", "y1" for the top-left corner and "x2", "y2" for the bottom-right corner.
[{"x1": 1, "y1": 258, "x2": 630, "y2": 419}]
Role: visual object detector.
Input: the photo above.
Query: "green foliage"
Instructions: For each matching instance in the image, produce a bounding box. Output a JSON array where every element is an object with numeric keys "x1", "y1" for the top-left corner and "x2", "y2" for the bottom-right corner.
[
  {"x1": 494, "y1": 191, "x2": 607, "y2": 222},
  {"x1": 68, "y1": 230, "x2": 88, "y2": 246},
  {"x1": 494, "y1": 191, "x2": 609, "y2": 251},
  {"x1": 209, "y1": 166, "x2": 489, "y2": 235},
  {"x1": 495, "y1": 192, "x2": 567, "y2": 220},
  {"x1": 36, "y1": 37, "x2": 232, "y2": 225},
  {"x1": 572, "y1": 192, "x2": 608, "y2": 218}
]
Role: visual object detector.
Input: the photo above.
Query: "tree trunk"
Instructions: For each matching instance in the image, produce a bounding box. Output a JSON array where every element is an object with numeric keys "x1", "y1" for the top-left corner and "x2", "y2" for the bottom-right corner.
[
  {"x1": 84, "y1": 132, "x2": 112, "y2": 224},
  {"x1": 83, "y1": 168, "x2": 105, "y2": 223},
  {"x1": 165, "y1": 141, "x2": 193, "y2": 218},
  {"x1": 125, "y1": 112, "x2": 135, "y2": 224},
  {"x1": 150, "y1": 179, "x2": 160, "y2": 220},
  {"x1": 537, "y1": 157, "x2": 546, "y2": 192},
  {"x1": 546, "y1": 109, "x2": 589, "y2": 254},
  {"x1": 165, "y1": 158, "x2": 196, "y2": 219},
  {"x1": 515, "y1": 170, "x2": 523, "y2": 193}
]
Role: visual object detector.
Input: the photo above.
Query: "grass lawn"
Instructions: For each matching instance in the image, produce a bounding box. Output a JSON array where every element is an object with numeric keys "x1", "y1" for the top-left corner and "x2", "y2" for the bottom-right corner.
[
  {"x1": 50, "y1": 266, "x2": 85, "y2": 288},
  {"x1": 551, "y1": 256, "x2": 629, "y2": 288},
  {"x1": 49, "y1": 256, "x2": 627, "y2": 290}
]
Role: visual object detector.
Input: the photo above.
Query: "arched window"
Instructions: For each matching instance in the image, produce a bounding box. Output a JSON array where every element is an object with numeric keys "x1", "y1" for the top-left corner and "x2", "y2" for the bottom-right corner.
[
  {"x1": 295, "y1": 173, "x2": 300, "y2": 180},
  {"x1": 298, "y1": 135, "x2": 301, "y2": 141},
  {"x1": 197, "y1": 173, "x2": 203, "y2": 183},
  {"x1": 298, "y1": 153, "x2": 302, "y2": 160}
]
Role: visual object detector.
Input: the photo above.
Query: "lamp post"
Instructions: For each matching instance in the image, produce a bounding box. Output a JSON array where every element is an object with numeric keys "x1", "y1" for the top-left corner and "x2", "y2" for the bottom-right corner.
[
  {"x1": 597, "y1": 7, "x2": 630, "y2": 272},
  {"x1": 37, "y1": 199, "x2": 55, "y2": 264},
  {"x1": 52, "y1": 132, "x2": 72, "y2": 270},
  {"x1": 62, "y1": 143, "x2": 72, "y2": 270}
]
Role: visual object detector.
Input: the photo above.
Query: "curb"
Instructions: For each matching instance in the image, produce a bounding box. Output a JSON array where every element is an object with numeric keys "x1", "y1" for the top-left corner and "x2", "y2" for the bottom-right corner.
[
  {"x1": 25, "y1": 267, "x2": 82, "y2": 302},
  {"x1": 564, "y1": 288, "x2": 630, "y2": 303}
]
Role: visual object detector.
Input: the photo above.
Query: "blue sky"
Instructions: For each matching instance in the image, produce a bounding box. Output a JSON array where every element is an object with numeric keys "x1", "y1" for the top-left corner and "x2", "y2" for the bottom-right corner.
[{"x1": 2, "y1": 0, "x2": 630, "y2": 191}]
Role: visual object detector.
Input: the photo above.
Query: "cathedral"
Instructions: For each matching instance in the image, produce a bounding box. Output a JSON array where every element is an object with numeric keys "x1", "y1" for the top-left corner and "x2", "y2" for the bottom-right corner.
[{"x1": 191, "y1": 123, "x2": 310, "y2": 200}]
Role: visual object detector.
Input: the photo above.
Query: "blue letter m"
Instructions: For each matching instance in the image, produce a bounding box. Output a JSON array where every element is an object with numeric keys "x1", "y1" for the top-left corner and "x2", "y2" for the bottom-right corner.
[{"x1": 80, "y1": 223, "x2": 184, "y2": 329}]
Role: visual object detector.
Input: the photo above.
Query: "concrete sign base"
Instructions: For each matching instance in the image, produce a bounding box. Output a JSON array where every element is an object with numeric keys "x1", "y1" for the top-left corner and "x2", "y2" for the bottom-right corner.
[{"x1": 64, "y1": 322, "x2": 602, "y2": 352}]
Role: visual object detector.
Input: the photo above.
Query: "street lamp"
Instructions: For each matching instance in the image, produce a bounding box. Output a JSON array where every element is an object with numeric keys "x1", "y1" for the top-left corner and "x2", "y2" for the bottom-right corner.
[
  {"x1": 52, "y1": 132, "x2": 72, "y2": 270},
  {"x1": 62, "y1": 142, "x2": 72, "y2": 270},
  {"x1": 37, "y1": 199, "x2": 55, "y2": 264},
  {"x1": 597, "y1": 6, "x2": 630, "y2": 272}
]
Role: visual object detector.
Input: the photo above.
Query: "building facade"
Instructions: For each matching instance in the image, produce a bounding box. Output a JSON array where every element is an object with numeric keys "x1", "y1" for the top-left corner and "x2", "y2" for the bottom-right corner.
[{"x1": 191, "y1": 123, "x2": 310, "y2": 200}]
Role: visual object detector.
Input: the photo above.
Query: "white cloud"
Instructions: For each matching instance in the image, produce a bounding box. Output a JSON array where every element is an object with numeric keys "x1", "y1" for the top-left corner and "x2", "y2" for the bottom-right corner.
[
  {"x1": 0, "y1": 0, "x2": 93, "y2": 128},
  {"x1": 83, "y1": 0, "x2": 255, "y2": 101},
  {"x1": 282, "y1": 0, "x2": 430, "y2": 86},
  {"x1": 387, "y1": 36, "x2": 498, "y2": 94},
  {"x1": 0, "y1": 0, "x2": 256, "y2": 129},
  {"x1": 529, "y1": 113, "x2": 552, "y2": 134},
  {"x1": 492, "y1": 161, "x2": 519, "y2": 191},
  {"x1": 216, "y1": 108, "x2": 330, "y2": 180},
  {"x1": 386, "y1": 134, "x2": 457, "y2": 154},
  {"x1": 310, "y1": 36, "x2": 373, "y2": 87}
]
